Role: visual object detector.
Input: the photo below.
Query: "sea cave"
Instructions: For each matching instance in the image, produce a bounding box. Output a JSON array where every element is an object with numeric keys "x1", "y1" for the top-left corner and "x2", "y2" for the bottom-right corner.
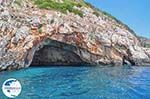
[{"x1": 30, "y1": 39, "x2": 89, "y2": 67}]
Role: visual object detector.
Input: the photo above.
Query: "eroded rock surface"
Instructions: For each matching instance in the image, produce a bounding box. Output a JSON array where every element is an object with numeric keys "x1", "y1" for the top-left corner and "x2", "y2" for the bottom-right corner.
[{"x1": 0, "y1": 0, "x2": 150, "y2": 71}]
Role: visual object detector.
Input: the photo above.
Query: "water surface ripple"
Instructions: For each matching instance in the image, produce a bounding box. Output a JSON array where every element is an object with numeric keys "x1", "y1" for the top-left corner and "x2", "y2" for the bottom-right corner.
[{"x1": 0, "y1": 66, "x2": 150, "y2": 99}]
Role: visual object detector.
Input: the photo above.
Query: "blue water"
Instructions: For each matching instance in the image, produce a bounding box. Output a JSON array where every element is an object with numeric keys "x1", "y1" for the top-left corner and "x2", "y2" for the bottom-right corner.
[{"x1": 0, "y1": 66, "x2": 150, "y2": 99}]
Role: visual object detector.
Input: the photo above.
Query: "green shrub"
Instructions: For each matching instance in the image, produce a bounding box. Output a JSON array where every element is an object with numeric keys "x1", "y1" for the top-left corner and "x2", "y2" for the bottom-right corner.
[
  {"x1": 33, "y1": 0, "x2": 83, "y2": 17},
  {"x1": 93, "y1": 11, "x2": 100, "y2": 17},
  {"x1": 38, "y1": 28, "x2": 42, "y2": 33},
  {"x1": 14, "y1": 0, "x2": 21, "y2": 6},
  {"x1": 145, "y1": 44, "x2": 150, "y2": 48}
]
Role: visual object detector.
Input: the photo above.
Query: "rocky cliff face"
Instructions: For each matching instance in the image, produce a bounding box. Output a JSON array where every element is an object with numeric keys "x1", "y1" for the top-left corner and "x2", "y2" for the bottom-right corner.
[{"x1": 0, "y1": 0, "x2": 150, "y2": 71}]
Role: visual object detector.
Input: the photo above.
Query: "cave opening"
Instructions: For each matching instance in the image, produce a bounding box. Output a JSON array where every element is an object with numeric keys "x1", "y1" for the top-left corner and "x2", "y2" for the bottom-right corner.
[{"x1": 30, "y1": 39, "x2": 88, "y2": 67}]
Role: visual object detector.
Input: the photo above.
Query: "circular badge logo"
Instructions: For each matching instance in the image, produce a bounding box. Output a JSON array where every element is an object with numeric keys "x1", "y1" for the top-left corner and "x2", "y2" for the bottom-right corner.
[{"x1": 2, "y1": 78, "x2": 22, "y2": 98}]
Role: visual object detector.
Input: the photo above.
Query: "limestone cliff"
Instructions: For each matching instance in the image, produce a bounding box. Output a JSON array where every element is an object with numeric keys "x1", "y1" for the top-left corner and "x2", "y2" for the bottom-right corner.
[{"x1": 0, "y1": 0, "x2": 150, "y2": 71}]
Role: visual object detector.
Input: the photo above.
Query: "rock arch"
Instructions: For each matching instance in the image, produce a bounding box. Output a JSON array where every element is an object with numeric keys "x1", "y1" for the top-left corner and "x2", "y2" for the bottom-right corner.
[{"x1": 30, "y1": 39, "x2": 89, "y2": 66}]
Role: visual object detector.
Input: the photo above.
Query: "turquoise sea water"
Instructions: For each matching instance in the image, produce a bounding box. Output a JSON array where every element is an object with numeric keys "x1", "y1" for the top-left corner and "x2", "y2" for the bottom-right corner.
[{"x1": 0, "y1": 66, "x2": 150, "y2": 99}]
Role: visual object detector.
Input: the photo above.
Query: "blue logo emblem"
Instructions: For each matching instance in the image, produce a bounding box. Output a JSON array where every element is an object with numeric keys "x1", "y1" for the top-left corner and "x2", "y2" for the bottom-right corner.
[{"x1": 2, "y1": 78, "x2": 22, "y2": 98}]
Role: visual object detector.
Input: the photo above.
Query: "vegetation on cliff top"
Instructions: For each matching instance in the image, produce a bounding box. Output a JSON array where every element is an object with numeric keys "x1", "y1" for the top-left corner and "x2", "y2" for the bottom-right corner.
[
  {"x1": 33, "y1": 0, "x2": 136, "y2": 36},
  {"x1": 85, "y1": 2, "x2": 137, "y2": 37},
  {"x1": 139, "y1": 36, "x2": 150, "y2": 48},
  {"x1": 33, "y1": 0, "x2": 84, "y2": 17}
]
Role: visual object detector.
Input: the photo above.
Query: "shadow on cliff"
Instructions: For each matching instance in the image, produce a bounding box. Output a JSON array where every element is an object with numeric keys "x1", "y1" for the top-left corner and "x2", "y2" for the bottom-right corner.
[{"x1": 30, "y1": 39, "x2": 101, "y2": 67}]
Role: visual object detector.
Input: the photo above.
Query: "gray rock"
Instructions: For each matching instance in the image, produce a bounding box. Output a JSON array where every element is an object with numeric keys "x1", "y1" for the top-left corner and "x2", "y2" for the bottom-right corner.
[{"x1": 13, "y1": 26, "x2": 30, "y2": 43}]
